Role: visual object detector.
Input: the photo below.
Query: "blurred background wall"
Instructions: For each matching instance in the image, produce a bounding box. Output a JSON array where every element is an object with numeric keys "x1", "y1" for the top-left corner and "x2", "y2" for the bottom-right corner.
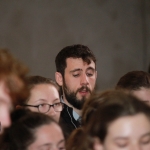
[{"x1": 0, "y1": 0, "x2": 149, "y2": 90}]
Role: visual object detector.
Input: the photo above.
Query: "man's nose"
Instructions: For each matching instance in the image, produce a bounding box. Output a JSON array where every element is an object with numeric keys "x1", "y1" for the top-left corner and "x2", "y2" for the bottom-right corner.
[{"x1": 80, "y1": 74, "x2": 89, "y2": 85}]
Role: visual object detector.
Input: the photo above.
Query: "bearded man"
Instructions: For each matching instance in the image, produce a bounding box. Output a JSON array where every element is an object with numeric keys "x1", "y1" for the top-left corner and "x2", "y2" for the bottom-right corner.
[{"x1": 55, "y1": 44, "x2": 97, "y2": 138}]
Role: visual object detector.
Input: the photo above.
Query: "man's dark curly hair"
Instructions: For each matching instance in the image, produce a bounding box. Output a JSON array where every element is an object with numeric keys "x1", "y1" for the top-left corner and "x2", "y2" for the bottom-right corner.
[{"x1": 55, "y1": 44, "x2": 96, "y2": 77}]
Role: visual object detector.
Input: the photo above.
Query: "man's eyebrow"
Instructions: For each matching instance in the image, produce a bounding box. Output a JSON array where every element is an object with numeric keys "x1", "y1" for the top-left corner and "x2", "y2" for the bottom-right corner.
[
  {"x1": 57, "y1": 139, "x2": 65, "y2": 145},
  {"x1": 86, "y1": 67, "x2": 95, "y2": 71},
  {"x1": 70, "y1": 68, "x2": 82, "y2": 73}
]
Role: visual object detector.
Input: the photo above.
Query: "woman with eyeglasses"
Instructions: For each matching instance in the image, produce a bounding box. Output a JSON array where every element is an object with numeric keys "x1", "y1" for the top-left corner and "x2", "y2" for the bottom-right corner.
[{"x1": 18, "y1": 75, "x2": 63, "y2": 122}]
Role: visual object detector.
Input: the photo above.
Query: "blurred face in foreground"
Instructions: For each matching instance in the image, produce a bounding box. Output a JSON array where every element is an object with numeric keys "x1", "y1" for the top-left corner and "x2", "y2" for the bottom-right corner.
[
  {"x1": 0, "y1": 81, "x2": 12, "y2": 132},
  {"x1": 94, "y1": 113, "x2": 150, "y2": 150},
  {"x1": 28, "y1": 123, "x2": 65, "y2": 150}
]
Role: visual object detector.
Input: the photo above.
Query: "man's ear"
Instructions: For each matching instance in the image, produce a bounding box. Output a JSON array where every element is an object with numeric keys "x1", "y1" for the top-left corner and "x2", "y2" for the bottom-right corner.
[
  {"x1": 55, "y1": 72, "x2": 63, "y2": 86},
  {"x1": 93, "y1": 137, "x2": 103, "y2": 150}
]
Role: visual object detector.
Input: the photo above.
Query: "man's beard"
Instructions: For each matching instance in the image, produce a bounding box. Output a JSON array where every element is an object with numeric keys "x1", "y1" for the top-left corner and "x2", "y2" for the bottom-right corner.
[{"x1": 63, "y1": 81, "x2": 92, "y2": 110}]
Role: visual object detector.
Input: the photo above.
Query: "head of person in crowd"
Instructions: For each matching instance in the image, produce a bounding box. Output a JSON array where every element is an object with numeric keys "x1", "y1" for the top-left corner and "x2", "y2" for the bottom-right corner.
[
  {"x1": 85, "y1": 90, "x2": 150, "y2": 150},
  {"x1": 55, "y1": 44, "x2": 97, "y2": 115},
  {"x1": 20, "y1": 75, "x2": 63, "y2": 122},
  {"x1": 66, "y1": 128, "x2": 89, "y2": 150},
  {"x1": 0, "y1": 109, "x2": 65, "y2": 150},
  {"x1": 0, "y1": 49, "x2": 29, "y2": 130},
  {"x1": 116, "y1": 70, "x2": 150, "y2": 105},
  {"x1": 82, "y1": 90, "x2": 111, "y2": 126}
]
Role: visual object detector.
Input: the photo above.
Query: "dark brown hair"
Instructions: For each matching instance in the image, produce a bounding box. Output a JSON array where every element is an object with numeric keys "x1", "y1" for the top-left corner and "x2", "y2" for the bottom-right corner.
[
  {"x1": 55, "y1": 44, "x2": 96, "y2": 76},
  {"x1": 82, "y1": 91, "x2": 109, "y2": 126},
  {"x1": 116, "y1": 71, "x2": 150, "y2": 91}
]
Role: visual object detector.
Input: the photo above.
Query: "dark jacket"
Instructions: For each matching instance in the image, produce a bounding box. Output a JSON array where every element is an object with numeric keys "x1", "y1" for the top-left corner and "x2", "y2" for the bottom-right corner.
[{"x1": 59, "y1": 104, "x2": 81, "y2": 139}]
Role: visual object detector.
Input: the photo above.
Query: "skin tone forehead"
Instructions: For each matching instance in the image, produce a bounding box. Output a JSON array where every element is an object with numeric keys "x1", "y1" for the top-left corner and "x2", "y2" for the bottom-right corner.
[
  {"x1": 65, "y1": 58, "x2": 96, "y2": 72},
  {"x1": 131, "y1": 88, "x2": 150, "y2": 105},
  {"x1": 28, "y1": 123, "x2": 65, "y2": 150},
  {"x1": 105, "y1": 113, "x2": 150, "y2": 141},
  {"x1": 28, "y1": 84, "x2": 60, "y2": 104}
]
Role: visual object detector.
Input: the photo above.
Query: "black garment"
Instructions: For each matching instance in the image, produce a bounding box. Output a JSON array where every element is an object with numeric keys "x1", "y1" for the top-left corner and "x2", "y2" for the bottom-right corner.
[{"x1": 59, "y1": 104, "x2": 81, "y2": 139}]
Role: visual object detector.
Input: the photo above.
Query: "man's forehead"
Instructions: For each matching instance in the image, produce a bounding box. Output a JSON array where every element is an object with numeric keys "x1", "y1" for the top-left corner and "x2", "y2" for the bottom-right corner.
[{"x1": 66, "y1": 57, "x2": 95, "y2": 68}]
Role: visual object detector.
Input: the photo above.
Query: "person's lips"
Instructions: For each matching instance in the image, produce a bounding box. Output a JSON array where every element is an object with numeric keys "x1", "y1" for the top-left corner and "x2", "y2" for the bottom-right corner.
[{"x1": 78, "y1": 88, "x2": 89, "y2": 96}]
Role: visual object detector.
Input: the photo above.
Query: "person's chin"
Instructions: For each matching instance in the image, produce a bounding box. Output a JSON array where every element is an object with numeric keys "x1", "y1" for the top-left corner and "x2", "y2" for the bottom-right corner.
[{"x1": 78, "y1": 92, "x2": 90, "y2": 99}]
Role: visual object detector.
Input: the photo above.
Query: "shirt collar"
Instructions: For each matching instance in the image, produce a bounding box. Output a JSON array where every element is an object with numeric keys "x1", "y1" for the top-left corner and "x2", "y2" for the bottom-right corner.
[{"x1": 73, "y1": 110, "x2": 80, "y2": 121}]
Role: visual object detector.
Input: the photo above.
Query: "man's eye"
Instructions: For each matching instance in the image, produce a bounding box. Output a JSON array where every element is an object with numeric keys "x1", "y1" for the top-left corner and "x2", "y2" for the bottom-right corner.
[
  {"x1": 73, "y1": 74, "x2": 79, "y2": 77},
  {"x1": 86, "y1": 73, "x2": 93, "y2": 77}
]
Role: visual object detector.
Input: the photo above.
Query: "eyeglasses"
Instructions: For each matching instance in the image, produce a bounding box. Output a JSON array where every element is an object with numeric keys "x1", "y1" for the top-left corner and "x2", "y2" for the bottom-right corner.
[{"x1": 23, "y1": 102, "x2": 63, "y2": 113}]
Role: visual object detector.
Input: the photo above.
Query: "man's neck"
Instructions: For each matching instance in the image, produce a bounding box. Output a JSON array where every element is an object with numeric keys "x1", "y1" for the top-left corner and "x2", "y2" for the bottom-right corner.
[{"x1": 63, "y1": 98, "x2": 82, "y2": 116}]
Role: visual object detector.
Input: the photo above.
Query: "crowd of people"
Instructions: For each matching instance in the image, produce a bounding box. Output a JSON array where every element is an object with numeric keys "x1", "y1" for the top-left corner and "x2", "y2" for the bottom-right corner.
[{"x1": 0, "y1": 45, "x2": 150, "y2": 150}]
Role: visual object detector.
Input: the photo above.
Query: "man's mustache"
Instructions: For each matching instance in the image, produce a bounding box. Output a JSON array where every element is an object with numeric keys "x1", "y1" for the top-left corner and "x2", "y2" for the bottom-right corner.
[{"x1": 77, "y1": 86, "x2": 91, "y2": 94}]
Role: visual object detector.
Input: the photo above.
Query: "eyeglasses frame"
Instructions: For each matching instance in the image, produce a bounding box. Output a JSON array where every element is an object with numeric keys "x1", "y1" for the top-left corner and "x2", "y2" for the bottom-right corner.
[{"x1": 22, "y1": 102, "x2": 64, "y2": 113}]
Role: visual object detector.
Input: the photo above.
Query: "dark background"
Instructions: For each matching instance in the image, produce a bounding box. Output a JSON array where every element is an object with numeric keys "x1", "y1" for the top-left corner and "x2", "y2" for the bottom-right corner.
[{"x1": 0, "y1": 0, "x2": 150, "y2": 90}]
